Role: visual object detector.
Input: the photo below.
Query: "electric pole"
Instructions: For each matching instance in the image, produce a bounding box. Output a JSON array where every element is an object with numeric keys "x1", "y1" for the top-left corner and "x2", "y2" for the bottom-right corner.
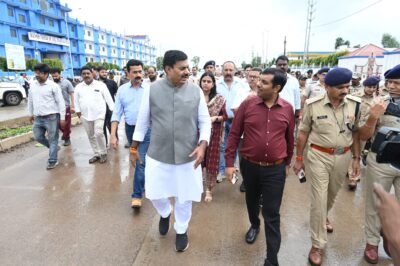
[
  {"x1": 283, "y1": 36, "x2": 287, "y2": 56},
  {"x1": 303, "y1": 0, "x2": 316, "y2": 66}
]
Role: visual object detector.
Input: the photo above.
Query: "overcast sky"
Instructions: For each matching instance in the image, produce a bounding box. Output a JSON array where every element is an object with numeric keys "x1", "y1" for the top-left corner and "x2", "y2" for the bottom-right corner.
[{"x1": 61, "y1": 0, "x2": 398, "y2": 67}]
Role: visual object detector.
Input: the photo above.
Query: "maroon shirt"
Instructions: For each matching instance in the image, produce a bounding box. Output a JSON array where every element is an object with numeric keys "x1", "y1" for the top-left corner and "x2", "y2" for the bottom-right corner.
[{"x1": 225, "y1": 95, "x2": 295, "y2": 167}]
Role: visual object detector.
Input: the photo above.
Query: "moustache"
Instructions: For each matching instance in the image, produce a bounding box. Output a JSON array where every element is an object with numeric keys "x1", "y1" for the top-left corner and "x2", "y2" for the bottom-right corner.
[
  {"x1": 181, "y1": 74, "x2": 189, "y2": 79},
  {"x1": 340, "y1": 93, "x2": 347, "y2": 97},
  {"x1": 134, "y1": 76, "x2": 142, "y2": 80}
]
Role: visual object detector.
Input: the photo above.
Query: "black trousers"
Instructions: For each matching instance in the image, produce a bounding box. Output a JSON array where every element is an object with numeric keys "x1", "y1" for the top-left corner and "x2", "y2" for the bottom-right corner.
[
  {"x1": 103, "y1": 109, "x2": 117, "y2": 145},
  {"x1": 240, "y1": 158, "x2": 286, "y2": 266}
]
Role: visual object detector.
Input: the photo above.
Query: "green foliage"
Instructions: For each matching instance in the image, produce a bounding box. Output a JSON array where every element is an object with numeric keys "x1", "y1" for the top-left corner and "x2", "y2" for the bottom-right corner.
[
  {"x1": 289, "y1": 51, "x2": 349, "y2": 68},
  {"x1": 191, "y1": 56, "x2": 200, "y2": 68},
  {"x1": 85, "y1": 62, "x2": 120, "y2": 71},
  {"x1": 381, "y1": 33, "x2": 400, "y2": 48},
  {"x1": 0, "y1": 57, "x2": 7, "y2": 71},
  {"x1": 26, "y1": 58, "x2": 39, "y2": 70},
  {"x1": 156, "y1": 56, "x2": 163, "y2": 70},
  {"x1": 42, "y1": 58, "x2": 63, "y2": 70},
  {"x1": 335, "y1": 37, "x2": 350, "y2": 49},
  {"x1": 251, "y1": 56, "x2": 262, "y2": 67},
  {"x1": 0, "y1": 125, "x2": 32, "y2": 140}
]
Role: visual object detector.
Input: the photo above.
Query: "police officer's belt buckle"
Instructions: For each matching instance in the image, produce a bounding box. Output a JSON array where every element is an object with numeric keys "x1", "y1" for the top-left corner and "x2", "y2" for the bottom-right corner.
[{"x1": 334, "y1": 147, "x2": 345, "y2": 155}]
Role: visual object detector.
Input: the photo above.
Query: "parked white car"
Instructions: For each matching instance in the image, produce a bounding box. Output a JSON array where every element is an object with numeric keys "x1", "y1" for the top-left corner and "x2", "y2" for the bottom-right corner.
[{"x1": 0, "y1": 78, "x2": 27, "y2": 106}]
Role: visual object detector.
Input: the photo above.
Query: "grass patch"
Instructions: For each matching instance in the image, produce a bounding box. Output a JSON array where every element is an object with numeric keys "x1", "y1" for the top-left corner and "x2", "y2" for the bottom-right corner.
[{"x1": 0, "y1": 125, "x2": 32, "y2": 140}]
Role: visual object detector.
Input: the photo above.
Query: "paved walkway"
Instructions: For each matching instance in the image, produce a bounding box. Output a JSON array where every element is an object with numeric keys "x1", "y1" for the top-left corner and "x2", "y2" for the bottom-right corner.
[{"x1": 0, "y1": 125, "x2": 393, "y2": 265}]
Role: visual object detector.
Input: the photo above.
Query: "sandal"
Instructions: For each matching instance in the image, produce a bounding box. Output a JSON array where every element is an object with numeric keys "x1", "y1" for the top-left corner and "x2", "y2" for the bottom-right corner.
[{"x1": 204, "y1": 190, "x2": 212, "y2": 203}]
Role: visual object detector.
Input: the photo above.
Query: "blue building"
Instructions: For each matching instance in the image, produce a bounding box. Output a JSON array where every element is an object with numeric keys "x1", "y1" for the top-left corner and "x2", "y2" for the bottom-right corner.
[{"x1": 0, "y1": 0, "x2": 156, "y2": 77}]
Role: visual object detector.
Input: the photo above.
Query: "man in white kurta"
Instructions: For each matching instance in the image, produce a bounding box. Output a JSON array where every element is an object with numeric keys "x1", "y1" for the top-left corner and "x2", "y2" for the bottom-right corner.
[{"x1": 131, "y1": 50, "x2": 211, "y2": 252}]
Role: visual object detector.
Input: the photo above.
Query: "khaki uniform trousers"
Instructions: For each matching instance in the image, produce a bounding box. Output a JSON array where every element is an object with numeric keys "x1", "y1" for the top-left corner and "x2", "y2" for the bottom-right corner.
[
  {"x1": 365, "y1": 152, "x2": 400, "y2": 246},
  {"x1": 306, "y1": 147, "x2": 351, "y2": 249}
]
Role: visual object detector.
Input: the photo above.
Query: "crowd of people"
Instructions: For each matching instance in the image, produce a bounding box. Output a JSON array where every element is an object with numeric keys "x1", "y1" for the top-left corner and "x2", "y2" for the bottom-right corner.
[{"x1": 26, "y1": 50, "x2": 400, "y2": 266}]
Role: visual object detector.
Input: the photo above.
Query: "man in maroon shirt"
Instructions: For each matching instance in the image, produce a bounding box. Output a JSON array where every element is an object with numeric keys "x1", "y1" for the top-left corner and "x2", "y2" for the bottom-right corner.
[{"x1": 225, "y1": 68, "x2": 295, "y2": 266}]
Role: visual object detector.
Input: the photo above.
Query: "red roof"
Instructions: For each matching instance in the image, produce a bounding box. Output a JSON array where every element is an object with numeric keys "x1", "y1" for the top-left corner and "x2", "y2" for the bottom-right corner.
[{"x1": 343, "y1": 44, "x2": 387, "y2": 57}]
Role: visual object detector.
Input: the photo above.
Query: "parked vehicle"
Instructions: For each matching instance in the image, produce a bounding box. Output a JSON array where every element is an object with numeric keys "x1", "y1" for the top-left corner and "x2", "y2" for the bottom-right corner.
[{"x1": 0, "y1": 78, "x2": 26, "y2": 106}]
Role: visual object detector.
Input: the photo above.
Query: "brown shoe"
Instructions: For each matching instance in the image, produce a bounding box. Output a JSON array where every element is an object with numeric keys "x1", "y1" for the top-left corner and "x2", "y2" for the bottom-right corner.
[
  {"x1": 308, "y1": 246, "x2": 323, "y2": 266},
  {"x1": 364, "y1": 243, "x2": 378, "y2": 264},
  {"x1": 131, "y1": 198, "x2": 142, "y2": 209},
  {"x1": 381, "y1": 231, "x2": 391, "y2": 257},
  {"x1": 326, "y1": 219, "x2": 333, "y2": 233}
]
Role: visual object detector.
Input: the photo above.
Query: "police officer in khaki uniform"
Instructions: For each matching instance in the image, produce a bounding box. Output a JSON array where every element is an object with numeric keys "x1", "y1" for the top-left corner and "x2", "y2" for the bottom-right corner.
[
  {"x1": 347, "y1": 76, "x2": 380, "y2": 190},
  {"x1": 301, "y1": 67, "x2": 329, "y2": 109},
  {"x1": 349, "y1": 72, "x2": 363, "y2": 95},
  {"x1": 359, "y1": 64, "x2": 400, "y2": 264},
  {"x1": 294, "y1": 68, "x2": 361, "y2": 266}
]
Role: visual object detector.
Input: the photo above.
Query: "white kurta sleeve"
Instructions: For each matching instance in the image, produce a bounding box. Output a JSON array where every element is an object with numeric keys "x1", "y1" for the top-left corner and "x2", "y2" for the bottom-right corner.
[
  {"x1": 197, "y1": 88, "x2": 211, "y2": 145},
  {"x1": 132, "y1": 85, "x2": 151, "y2": 142}
]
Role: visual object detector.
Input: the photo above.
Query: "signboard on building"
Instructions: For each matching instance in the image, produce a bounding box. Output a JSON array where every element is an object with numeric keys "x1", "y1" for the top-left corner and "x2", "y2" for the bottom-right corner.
[
  {"x1": 28, "y1": 32, "x2": 70, "y2": 46},
  {"x1": 4, "y1": 43, "x2": 26, "y2": 70}
]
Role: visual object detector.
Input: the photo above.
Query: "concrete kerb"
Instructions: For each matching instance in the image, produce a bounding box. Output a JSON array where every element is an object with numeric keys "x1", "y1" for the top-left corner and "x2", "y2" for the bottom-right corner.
[{"x1": 0, "y1": 116, "x2": 81, "y2": 152}]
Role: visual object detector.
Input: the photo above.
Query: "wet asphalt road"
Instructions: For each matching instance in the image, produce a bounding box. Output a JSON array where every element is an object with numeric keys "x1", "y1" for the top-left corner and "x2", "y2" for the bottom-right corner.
[
  {"x1": 0, "y1": 101, "x2": 29, "y2": 122},
  {"x1": 0, "y1": 124, "x2": 394, "y2": 266}
]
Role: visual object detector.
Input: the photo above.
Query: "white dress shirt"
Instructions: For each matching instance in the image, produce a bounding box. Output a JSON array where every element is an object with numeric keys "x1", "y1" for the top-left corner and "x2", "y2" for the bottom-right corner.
[
  {"x1": 74, "y1": 80, "x2": 114, "y2": 121},
  {"x1": 28, "y1": 79, "x2": 66, "y2": 120},
  {"x1": 279, "y1": 74, "x2": 301, "y2": 112}
]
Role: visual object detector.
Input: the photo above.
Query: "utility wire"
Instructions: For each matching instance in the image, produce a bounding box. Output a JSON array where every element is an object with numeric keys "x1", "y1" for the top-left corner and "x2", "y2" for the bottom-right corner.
[{"x1": 315, "y1": 0, "x2": 384, "y2": 28}]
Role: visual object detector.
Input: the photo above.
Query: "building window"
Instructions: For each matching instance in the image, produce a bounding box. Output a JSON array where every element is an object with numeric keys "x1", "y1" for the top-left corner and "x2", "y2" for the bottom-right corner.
[
  {"x1": 84, "y1": 44, "x2": 87, "y2": 49},
  {"x1": 39, "y1": 15, "x2": 45, "y2": 25},
  {"x1": 49, "y1": 19, "x2": 54, "y2": 27},
  {"x1": 121, "y1": 41, "x2": 124, "y2": 46},
  {"x1": 89, "y1": 44, "x2": 92, "y2": 50},
  {"x1": 102, "y1": 47, "x2": 105, "y2": 52},
  {"x1": 49, "y1": 2, "x2": 54, "y2": 9},
  {"x1": 130, "y1": 52, "x2": 133, "y2": 57},
  {"x1": 101, "y1": 35, "x2": 104, "y2": 40},
  {"x1": 113, "y1": 49, "x2": 116, "y2": 54},
  {"x1": 10, "y1": 28, "x2": 17, "y2": 37},
  {"x1": 73, "y1": 55, "x2": 78, "y2": 62},
  {"x1": 122, "y1": 51, "x2": 125, "y2": 56},
  {"x1": 72, "y1": 41, "x2": 76, "y2": 47},
  {"x1": 87, "y1": 30, "x2": 91, "y2": 36},
  {"x1": 130, "y1": 43, "x2": 132, "y2": 48},
  {"x1": 90, "y1": 58, "x2": 94, "y2": 62},
  {"x1": 21, "y1": 34, "x2": 28, "y2": 42},
  {"x1": 85, "y1": 57, "x2": 89, "y2": 62},
  {"x1": 19, "y1": 0, "x2": 27, "y2": 3},
  {"x1": 112, "y1": 37, "x2": 115, "y2": 43},
  {"x1": 18, "y1": 14, "x2": 26, "y2": 23},
  {"x1": 8, "y1": 6, "x2": 14, "y2": 16},
  {"x1": 61, "y1": 10, "x2": 65, "y2": 17}
]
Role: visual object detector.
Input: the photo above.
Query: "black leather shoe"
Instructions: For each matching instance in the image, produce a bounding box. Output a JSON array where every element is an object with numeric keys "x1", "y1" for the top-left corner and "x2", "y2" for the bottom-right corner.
[
  {"x1": 264, "y1": 258, "x2": 279, "y2": 266},
  {"x1": 159, "y1": 214, "x2": 170, "y2": 236},
  {"x1": 240, "y1": 181, "x2": 246, "y2": 192},
  {"x1": 175, "y1": 232, "x2": 189, "y2": 252},
  {"x1": 245, "y1": 226, "x2": 260, "y2": 244}
]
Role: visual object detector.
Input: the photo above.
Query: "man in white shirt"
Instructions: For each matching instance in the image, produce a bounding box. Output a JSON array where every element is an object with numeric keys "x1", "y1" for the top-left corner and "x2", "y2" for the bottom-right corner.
[
  {"x1": 74, "y1": 66, "x2": 114, "y2": 164},
  {"x1": 131, "y1": 50, "x2": 211, "y2": 252},
  {"x1": 216, "y1": 61, "x2": 247, "y2": 181},
  {"x1": 28, "y1": 63, "x2": 66, "y2": 170},
  {"x1": 275, "y1": 56, "x2": 301, "y2": 117},
  {"x1": 231, "y1": 67, "x2": 262, "y2": 112}
]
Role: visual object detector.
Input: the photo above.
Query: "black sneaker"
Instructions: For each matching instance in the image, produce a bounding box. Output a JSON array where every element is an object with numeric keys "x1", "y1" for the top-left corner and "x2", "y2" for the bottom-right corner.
[
  {"x1": 99, "y1": 154, "x2": 107, "y2": 164},
  {"x1": 89, "y1": 156, "x2": 100, "y2": 164},
  {"x1": 159, "y1": 214, "x2": 170, "y2": 236},
  {"x1": 46, "y1": 161, "x2": 59, "y2": 170},
  {"x1": 240, "y1": 181, "x2": 246, "y2": 192},
  {"x1": 175, "y1": 232, "x2": 189, "y2": 252},
  {"x1": 63, "y1": 139, "x2": 71, "y2": 146}
]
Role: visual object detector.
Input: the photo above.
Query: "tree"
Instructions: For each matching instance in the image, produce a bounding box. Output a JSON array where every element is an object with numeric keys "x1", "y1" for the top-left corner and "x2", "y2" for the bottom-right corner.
[
  {"x1": 251, "y1": 56, "x2": 261, "y2": 67},
  {"x1": 156, "y1": 56, "x2": 163, "y2": 70},
  {"x1": 42, "y1": 58, "x2": 63, "y2": 70},
  {"x1": 353, "y1": 44, "x2": 361, "y2": 48},
  {"x1": 335, "y1": 37, "x2": 350, "y2": 49},
  {"x1": 191, "y1": 56, "x2": 200, "y2": 68},
  {"x1": 381, "y1": 33, "x2": 400, "y2": 48},
  {"x1": 241, "y1": 61, "x2": 248, "y2": 69},
  {"x1": 26, "y1": 58, "x2": 39, "y2": 70}
]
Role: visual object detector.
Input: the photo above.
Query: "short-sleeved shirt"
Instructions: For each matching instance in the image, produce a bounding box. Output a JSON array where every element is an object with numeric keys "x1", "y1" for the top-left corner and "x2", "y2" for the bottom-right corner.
[
  {"x1": 55, "y1": 79, "x2": 74, "y2": 106},
  {"x1": 349, "y1": 84, "x2": 363, "y2": 95},
  {"x1": 303, "y1": 81, "x2": 325, "y2": 99},
  {"x1": 354, "y1": 90, "x2": 374, "y2": 126},
  {"x1": 299, "y1": 94, "x2": 361, "y2": 148}
]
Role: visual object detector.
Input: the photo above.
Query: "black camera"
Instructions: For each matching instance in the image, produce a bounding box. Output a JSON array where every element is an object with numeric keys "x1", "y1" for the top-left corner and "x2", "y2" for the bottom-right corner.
[{"x1": 372, "y1": 127, "x2": 400, "y2": 170}]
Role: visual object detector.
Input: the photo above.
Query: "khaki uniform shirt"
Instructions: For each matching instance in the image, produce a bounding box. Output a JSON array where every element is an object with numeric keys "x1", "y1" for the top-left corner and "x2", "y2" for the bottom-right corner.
[
  {"x1": 354, "y1": 90, "x2": 374, "y2": 126},
  {"x1": 349, "y1": 84, "x2": 363, "y2": 95},
  {"x1": 303, "y1": 81, "x2": 326, "y2": 99},
  {"x1": 299, "y1": 93, "x2": 361, "y2": 148}
]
